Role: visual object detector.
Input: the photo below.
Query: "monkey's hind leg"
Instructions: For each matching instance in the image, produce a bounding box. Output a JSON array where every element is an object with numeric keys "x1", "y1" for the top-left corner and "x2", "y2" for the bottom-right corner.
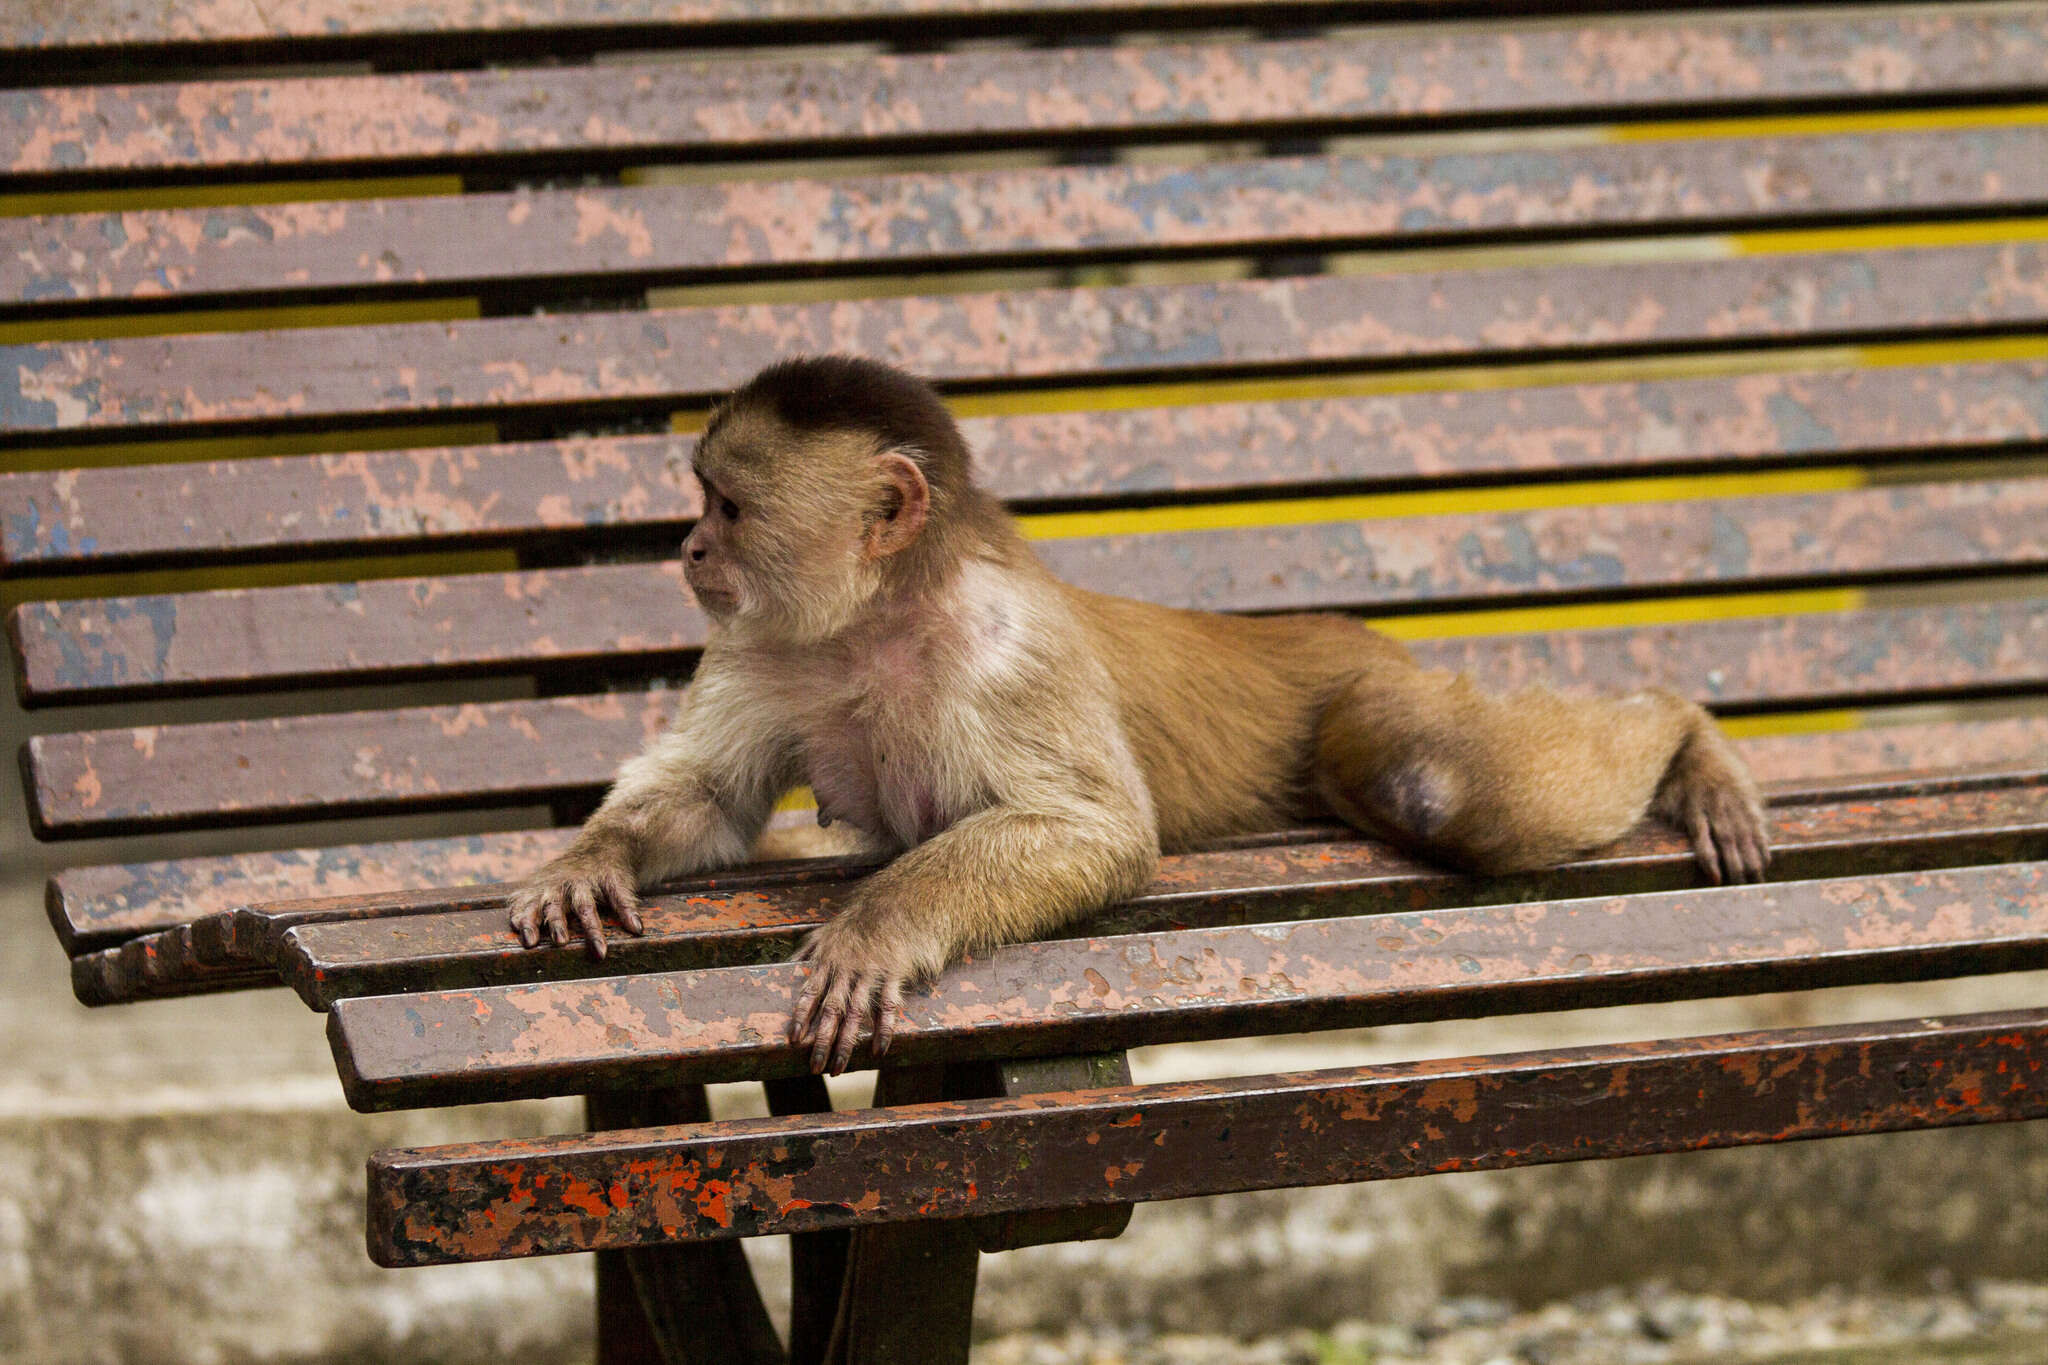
[{"x1": 1312, "y1": 668, "x2": 1769, "y2": 882}]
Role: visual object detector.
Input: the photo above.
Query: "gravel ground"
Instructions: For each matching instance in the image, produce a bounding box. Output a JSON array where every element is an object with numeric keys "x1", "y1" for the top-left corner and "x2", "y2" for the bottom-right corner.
[{"x1": 976, "y1": 1280, "x2": 2048, "y2": 1364}]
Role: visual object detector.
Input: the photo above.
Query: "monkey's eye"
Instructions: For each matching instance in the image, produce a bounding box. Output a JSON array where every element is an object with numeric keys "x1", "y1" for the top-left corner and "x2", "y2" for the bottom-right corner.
[{"x1": 721, "y1": 497, "x2": 740, "y2": 522}]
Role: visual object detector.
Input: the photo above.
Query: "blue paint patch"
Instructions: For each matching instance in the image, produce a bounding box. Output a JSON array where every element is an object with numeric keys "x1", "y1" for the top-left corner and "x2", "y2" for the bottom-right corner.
[
  {"x1": 1709, "y1": 510, "x2": 1751, "y2": 579},
  {"x1": 21, "y1": 275, "x2": 80, "y2": 303},
  {"x1": 0, "y1": 346, "x2": 62, "y2": 428},
  {"x1": 3, "y1": 496, "x2": 45, "y2": 561},
  {"x1": 1459, "y1": 522, "x2": 1540, "y2": 587},
  {"x1": 1943, "y1": 609, "x2": 1999, "y2": 671},
  {"x1": 1766, "y1": 393, "x2": 1838, "y2": 454}
]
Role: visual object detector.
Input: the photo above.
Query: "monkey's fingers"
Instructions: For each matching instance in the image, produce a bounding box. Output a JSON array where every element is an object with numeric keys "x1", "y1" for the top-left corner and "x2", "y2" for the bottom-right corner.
[
  {"x1": 789, "y1": 966, "x2": 828, "y2": 1042},
  {"x1": 1683, "y1": 803, "x2": 1725, "y2": 885},
  {"x1": 542, "y1": 892, "x2": 574, "y2": 947},
  {"x1": 509, "y1": 898, "x2": 542, "y2": 948},
  {"x1": 567, "y1": 882, "x2": 607, "y2": 960},
  {"x1": 870, "y1": 979, "x2": 906, "y2": 1059},
  {"x1": 806, "y1": 972, "x2": 858, "y2": 1075},
  {"x1": 597, "y1": 869, "x2": 645, "y2": 936},
  {"x1": 1718, "y1": 795, "x2": 1771, "y2": 884},
  {"x1": 828, "y1": 977, "x2": 882, "y2": 1075}
]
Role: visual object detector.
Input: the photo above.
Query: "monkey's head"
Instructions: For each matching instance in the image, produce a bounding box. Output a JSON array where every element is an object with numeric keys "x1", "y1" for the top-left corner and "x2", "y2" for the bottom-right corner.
[{"x1": 684, "y1": 356, "x2": 981, "y2": 643}]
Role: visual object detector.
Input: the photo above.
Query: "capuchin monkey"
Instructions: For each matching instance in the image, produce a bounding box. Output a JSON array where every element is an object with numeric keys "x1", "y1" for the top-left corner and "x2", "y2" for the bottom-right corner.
[{"x1": 509, "y1": 356, "x2": 1768, "y2": 1073}]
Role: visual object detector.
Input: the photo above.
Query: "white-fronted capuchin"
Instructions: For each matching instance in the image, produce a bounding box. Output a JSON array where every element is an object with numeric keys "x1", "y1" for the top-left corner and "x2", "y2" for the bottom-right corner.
[{"x1": 509, "y1": 356, "x2": 1768, "y2": 1073}]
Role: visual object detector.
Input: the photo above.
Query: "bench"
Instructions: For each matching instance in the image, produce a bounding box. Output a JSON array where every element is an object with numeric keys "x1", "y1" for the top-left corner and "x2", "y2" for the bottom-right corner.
[{"x1": 7, "y1": 0, "x2": 2048, "y2": 1360}]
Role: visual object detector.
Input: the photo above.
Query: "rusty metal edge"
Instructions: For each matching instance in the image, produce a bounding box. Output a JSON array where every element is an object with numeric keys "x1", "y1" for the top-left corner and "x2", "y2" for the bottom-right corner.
[{"x1": 364, "y1": 1007, "x2": 2048, "y2": 1262}]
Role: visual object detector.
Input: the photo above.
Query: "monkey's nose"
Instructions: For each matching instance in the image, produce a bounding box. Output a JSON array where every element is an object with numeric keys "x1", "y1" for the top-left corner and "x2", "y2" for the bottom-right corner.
[{"x1": 688, "y1": 544, "x2": 706, "y2": 563}]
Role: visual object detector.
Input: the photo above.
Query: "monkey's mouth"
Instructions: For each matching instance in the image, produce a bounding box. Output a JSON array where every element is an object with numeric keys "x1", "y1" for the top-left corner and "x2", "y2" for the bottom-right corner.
[{"x1": 686, "y1": 579, "x2": 740, "y2": 618}]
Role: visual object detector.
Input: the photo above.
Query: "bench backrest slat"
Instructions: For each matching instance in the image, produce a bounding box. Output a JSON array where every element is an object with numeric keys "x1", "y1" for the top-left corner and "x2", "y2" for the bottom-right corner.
[
  {"x1": 13, "y1": 128, "x2": 2048, "y2": 312},
  {"x1": 8, "y1": 0, "x2": 1397, "y2": 60},
  {"x1": 15, "y1": 480, "x2": 2045, "y2": 705},
  {"x1": 25, "y1": 596, "x2": 2048, "y2": 837},
  {"x1": 13, "y1": 245, "x2": 2048, "y2": 440},
  {"x1": 15, "y1": 11, "x2": 2047, "y2": 182},
  {"x1": 8, "y1": 362, "x2": 2047, "y2": 576}
]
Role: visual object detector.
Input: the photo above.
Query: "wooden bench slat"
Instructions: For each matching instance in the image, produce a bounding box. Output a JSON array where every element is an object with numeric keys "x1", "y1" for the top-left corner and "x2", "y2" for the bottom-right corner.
[
  {"x1": 13, "y1": 243, "x2": 2048, "y2": 440},
  {"x1": 17, "y1": 480, "x2": 2048, "y2": 704},
  {"x1": 263, "y1": 778, "x2": 2048, "y2": 1010},
  {"x1": 7, "y1": 0, "x2": 1421, "y2": 56},
  {"x1": 365, "y1": 1008, "x2": 2048, "y2": 1261},
  {"x1": 67, "y1": 758, "x2": 2048, "y2": 1004},
  {"x1": 77, "y1": 765, "x2": 2048, "y2": 1005},
  {"x1": 8, "y1": 362, "x2": 2047, "y2": 575},
  {"x1": 13, "y1": 9, "x2": 2048, "y2": 181},
  {"x1": 15, "y1": 127, "x2": 2048, "y2": 312},
  {"x1": 26, "y1": 596, "x2": 2048, "y2": 836},
  {"x1": 329, "y1": 859, "x2": 2048, "y2": 1106},
  {"x1": 48, "y1": 715, "x2": 2048, "y2": 954}
]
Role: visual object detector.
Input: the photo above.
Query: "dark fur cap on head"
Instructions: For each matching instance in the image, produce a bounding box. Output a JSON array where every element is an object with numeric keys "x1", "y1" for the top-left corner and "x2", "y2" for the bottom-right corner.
[{"x1": 707, "y1": 355, "x2": 972, "y2": 492}]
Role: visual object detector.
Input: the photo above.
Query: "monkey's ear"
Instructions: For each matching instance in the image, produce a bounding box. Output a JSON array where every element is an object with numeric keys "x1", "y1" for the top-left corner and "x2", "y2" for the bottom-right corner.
[{"x1": 866, "y1": 451, "x2": 930, "y2": 558}]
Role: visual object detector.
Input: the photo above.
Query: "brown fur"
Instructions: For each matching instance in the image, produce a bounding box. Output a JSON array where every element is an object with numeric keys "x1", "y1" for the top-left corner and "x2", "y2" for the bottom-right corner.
[{"x1": 508, "y1": 356, "x2": 1770, "y2": 1073}]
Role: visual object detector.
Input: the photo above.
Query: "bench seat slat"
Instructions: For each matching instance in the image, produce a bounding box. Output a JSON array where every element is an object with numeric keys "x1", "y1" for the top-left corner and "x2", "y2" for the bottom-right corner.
[
  {"x1": 262, "y1": 778, "x2": 2048, "y2": 1009},
  {"x1": 25, "y1": 597, "x2": 2048, "y2": 836},
  {"x1": 47, "y1": 715, "x2": 2048, "y2": 954},
  {"x1": 11, "y1": 243, "x2": 2048, "y2": 440},
  {"x1": 14, "y1": 128, "x2": 2048, "y2": 312},
  {"x1": 366, "y1": 1008, "x2": 2048, "y2": 1262},
  {"x1": 9, "y1": 362, "x2": 2047, "y2": 576},
  {"x1": 77, "y1": 768, "x2": 2048, "y2": 1006},
  {"x1": 13, "y1": 10, "x2": 2048, "y2": 181},
  {"x1": 82, "y1": 771, "x2": 2048, "y2": 1007},
  {"x1": 329, "y1": 859, "x2": 2048, "y2": 1107},
  {"x1": 17, "y1": 482, "x2": 2048, "y2": 704}
]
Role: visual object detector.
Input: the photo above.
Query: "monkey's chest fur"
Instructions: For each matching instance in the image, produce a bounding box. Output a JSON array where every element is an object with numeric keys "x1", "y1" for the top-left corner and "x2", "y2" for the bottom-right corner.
[{"x1": 791, "y1": 635, "x2": 984, "y2": 851}]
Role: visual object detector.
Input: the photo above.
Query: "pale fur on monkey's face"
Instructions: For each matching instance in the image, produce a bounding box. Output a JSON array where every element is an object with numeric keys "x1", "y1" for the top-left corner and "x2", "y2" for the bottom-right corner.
[{"x1": 683, "y1": 409, "x2": 899, "y2": 645}]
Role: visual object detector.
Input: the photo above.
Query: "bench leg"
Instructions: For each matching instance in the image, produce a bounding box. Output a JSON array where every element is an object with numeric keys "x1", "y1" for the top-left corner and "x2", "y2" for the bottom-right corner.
[
  {"x1": 586, "y1": 1089, "x2": 785, "y2": 1365},
  {"x1": 820, "y1": 1065, "x2": 979, "y2": 1365},
  {"x1": 817, "y1": 1053, "x2": 1134, "y2": 1363},
  {"x1": 763, "y1": 1076, "x2": 851, "y2": 1365},
  {"x1": 825, "y1": 1216, "x2": 983, "y2": 1365}
]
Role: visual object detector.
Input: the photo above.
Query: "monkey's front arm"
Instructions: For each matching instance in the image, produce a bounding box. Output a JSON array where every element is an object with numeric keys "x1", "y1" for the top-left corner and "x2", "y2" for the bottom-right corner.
[
  {"x1": 508, "y1": 674, "x2": 798, "y2": 955},
  {"x1": 790, "y1": 798, "x2": 1158, "y2": 1073}
]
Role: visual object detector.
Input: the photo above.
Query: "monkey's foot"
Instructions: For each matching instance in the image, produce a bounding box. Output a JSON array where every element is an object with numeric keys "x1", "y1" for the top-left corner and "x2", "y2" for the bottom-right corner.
[
  {"x1": 507, "y1": 860, "x2": 645, "y2": 958},
  {"x1": 1674, "y1": 781, "x2": 1771, "y2": 885},
  {"x1": 788, "y1": 918, "x2": 913, "y2": 1075}
]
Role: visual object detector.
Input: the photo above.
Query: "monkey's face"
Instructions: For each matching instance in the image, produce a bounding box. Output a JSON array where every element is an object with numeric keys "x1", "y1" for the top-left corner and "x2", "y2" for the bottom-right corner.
[{"x1": 684, "y1": 413, "x2": 898, "y2": 644}]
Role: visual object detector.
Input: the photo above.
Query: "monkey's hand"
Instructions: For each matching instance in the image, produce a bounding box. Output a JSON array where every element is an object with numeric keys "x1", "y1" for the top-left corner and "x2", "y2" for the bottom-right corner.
[
  {"x1": 788, "y1": 900, "x2": 933, "y2": 1075},
  {"x1": 508, "y1": 846, "x2": 645, "y2": 958}
]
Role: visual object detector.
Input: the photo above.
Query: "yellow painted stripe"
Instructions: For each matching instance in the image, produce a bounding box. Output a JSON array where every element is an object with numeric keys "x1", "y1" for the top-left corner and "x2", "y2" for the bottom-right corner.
[
  {"x1": 0, "y1": 176, "x2": 466, "y2": 218},
  {"x1": 0, "y1": 548, "x2": 522, "y2": 612},
  {"x1": 1369, "y1": 588, "x2": 1868, "y2": 641},
  {"x1": 1, "y1": 423, "x2": 500, "y2": 474},
  {"x1": 1733, "y1": 216, "x2": 2048, "y2": 255},
  {"x1": 0, "y1": 295, "x2": 482, "y2": 346},
  {"x1": 1609, "y1": 104, "x2": 2048, "y2": 143},
  {"x1": 1720, "y1": 708, "x2": 1864, "y2": 738},
  {"x1": 1018, "y1": 467, "x2": 1864, "y2": 541}
]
